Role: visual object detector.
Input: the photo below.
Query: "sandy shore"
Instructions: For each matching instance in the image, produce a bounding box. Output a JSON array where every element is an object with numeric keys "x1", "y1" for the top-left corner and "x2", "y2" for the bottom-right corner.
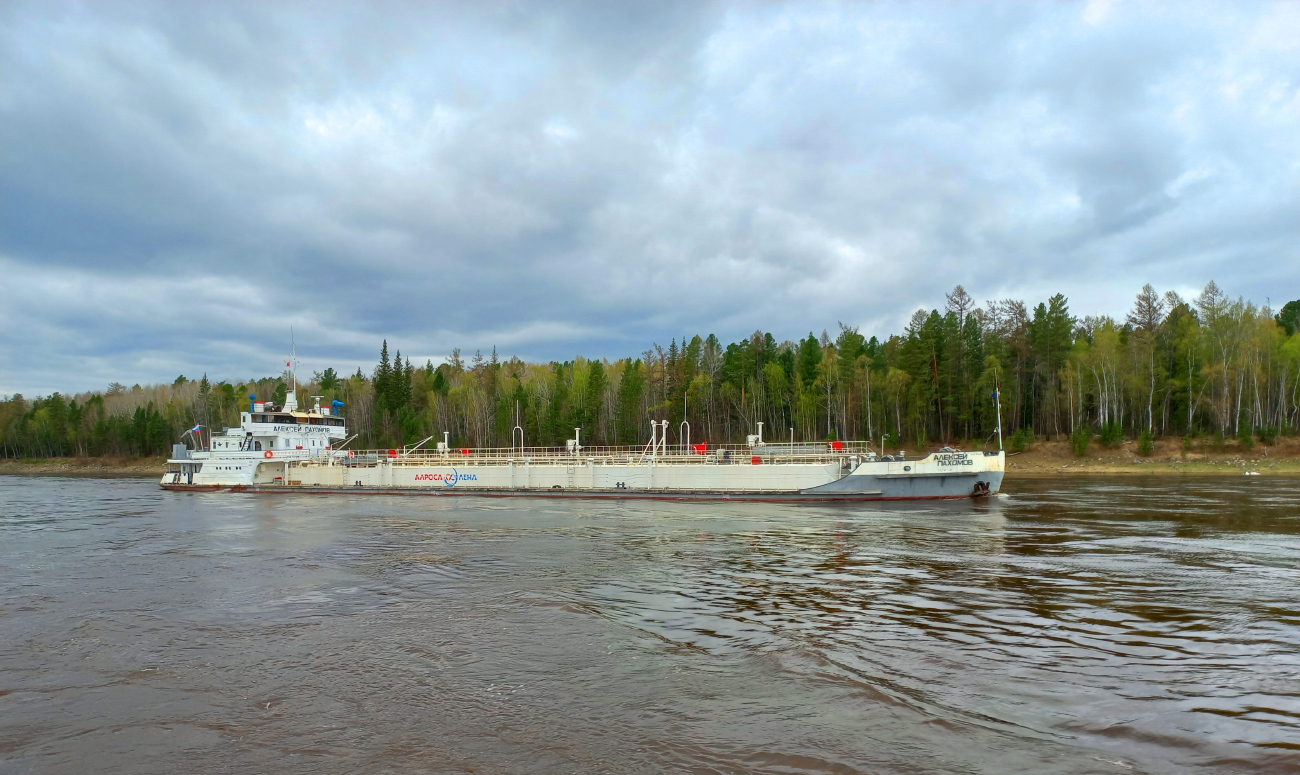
[
  {"x1": 0, "y1": 457, "x2": 167, "y2": 477},
  {"x1": 994, "y1": 437, "x2": 1300, "y2": 476}
]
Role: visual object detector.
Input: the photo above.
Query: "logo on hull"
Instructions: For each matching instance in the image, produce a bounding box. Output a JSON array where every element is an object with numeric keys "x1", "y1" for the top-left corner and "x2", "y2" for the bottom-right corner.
[{"x1": 413, "y1": 469, "x2": 479, "y2": 486}]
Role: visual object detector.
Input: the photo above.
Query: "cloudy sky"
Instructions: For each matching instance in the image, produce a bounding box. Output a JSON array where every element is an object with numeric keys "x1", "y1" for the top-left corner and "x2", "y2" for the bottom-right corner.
[{"x1": 3, "y1": 1, "x2": 1298, "y2": 395}]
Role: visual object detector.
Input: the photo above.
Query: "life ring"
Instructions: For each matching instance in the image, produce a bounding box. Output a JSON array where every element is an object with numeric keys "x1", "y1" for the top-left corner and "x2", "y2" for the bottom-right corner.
[
  {"x1": 264, "y1": 451, "x2": 273, "y2": 459},
  {"x1": 347, "y1": 450, "x2": 355, "y2": 458}
]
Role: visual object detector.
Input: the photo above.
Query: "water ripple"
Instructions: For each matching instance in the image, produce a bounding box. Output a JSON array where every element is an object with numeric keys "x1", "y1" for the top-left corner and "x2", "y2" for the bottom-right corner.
[{"x1": 0, "y1": 474, "x2": 1297, "y2": 773}]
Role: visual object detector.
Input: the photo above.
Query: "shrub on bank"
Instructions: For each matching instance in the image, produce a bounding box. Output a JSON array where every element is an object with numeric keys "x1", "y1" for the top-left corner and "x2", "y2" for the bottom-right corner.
[
  {"x1": 1099, "y1": 422, "x2": 1124, "y2": 448},
  {"x1": 1010, "y1": 427, "x2": 1033, "y2": 453},
  {"x1": 1238, "y1": 424, "x2": 1254, "y2": 450},
  {"x1": 1137, "y1": 429, "x2": 1155, "y2": 456},
  {"x1": 1070, "y1": 426, "x2": 1091, "y2": 457}
]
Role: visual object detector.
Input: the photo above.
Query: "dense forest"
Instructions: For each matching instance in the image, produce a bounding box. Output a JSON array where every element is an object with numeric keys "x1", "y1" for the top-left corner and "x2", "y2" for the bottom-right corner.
[{"x1": 4, "y1": 283, "x2": 1300, "y2": 459}]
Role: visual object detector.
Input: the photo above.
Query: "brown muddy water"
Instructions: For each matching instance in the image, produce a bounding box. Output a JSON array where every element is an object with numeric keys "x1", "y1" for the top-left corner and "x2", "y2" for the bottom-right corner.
[{"x1": 1, "y1": 475, "x2": 1297, "y2": 774}]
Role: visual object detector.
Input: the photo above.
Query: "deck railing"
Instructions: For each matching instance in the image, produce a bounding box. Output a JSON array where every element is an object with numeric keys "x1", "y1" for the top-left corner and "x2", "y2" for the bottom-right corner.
[{"x1": 321, "y1": 441, "x2": 878, "y2": 467}]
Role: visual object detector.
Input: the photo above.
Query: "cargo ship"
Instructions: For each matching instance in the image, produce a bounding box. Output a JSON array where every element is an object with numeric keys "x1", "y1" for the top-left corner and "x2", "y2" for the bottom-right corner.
[{"x1": 162, "y1": 393, "x2": 1006, "y2": 502}]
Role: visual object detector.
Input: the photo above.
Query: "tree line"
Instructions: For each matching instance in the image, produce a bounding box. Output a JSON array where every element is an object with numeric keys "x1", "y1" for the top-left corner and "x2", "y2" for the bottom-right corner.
[{"x1": 3, "y1": 283, "x2": 1299, "y2": 459}]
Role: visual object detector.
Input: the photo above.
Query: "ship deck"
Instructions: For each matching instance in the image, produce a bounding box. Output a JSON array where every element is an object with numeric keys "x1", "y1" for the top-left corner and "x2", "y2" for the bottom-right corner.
[{"x1": 326, "y1": 441, "x2": 876, "y2": 467}]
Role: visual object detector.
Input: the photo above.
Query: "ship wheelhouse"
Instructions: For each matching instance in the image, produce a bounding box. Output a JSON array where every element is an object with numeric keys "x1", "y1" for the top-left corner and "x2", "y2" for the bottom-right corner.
[{"x1": 216, "y1": 400, "x2": 348, "y2": 453}]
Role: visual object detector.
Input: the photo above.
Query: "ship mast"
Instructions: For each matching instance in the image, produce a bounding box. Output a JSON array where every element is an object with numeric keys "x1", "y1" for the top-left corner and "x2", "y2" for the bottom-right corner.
[
  {"x1": 993, "y1": 380, "x2": 1004, "y2": 452},
  {"x1": 285, "y1": 328, "x2": 300, "y2": 412}
]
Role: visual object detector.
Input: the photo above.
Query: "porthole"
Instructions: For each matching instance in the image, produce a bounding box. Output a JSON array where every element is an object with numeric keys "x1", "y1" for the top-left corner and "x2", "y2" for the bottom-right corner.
[{"x1": 904, "y1": 465, "x2": 911, "y2": 472}]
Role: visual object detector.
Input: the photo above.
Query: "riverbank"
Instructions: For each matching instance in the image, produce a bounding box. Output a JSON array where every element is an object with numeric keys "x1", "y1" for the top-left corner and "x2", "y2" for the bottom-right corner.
[
  {"x1": 0, "y1": 456, "x2": 166, "y2": 477},
  {"x1": 993, "y1": 436, "x2": 1300, "y2": 476}
]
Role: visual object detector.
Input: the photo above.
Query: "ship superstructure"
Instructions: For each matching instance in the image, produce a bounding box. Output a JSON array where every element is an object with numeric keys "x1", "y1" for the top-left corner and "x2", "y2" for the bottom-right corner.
[{"x1": 164, "y1": 389, "x2": 348, "y2": 487}]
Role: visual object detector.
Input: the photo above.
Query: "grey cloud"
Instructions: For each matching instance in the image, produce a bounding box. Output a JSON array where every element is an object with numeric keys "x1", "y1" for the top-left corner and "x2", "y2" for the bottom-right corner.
[{"x1": 2, "y1": 1, "x2": 1298, "y2": 395}]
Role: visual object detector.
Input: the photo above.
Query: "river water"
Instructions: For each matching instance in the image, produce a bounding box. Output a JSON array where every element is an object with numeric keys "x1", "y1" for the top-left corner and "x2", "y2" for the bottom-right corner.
[{"x1": 1, "y1": 475, "x2": 1298, "y2": 774}]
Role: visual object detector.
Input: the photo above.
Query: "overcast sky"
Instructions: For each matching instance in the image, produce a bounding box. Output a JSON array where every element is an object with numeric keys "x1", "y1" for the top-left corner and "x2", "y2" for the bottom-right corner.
[{"x1": 3, "y1": 1, "x2": 1298, "y2": 396}]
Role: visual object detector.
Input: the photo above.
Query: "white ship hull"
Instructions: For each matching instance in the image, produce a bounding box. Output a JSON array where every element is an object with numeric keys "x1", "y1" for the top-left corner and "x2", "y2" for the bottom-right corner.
[
  {"x1": 162, "y1": 448, "x2": 1004, "y2": 501},
  {"x1": 164, "y1": 388, "x2": 1005, "y2": 501}
]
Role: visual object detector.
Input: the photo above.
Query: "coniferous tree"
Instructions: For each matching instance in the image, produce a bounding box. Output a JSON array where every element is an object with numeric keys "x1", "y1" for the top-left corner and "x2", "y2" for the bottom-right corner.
[{"x1": 375, "y1": 341, "x2": 392, "y2": 405}]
